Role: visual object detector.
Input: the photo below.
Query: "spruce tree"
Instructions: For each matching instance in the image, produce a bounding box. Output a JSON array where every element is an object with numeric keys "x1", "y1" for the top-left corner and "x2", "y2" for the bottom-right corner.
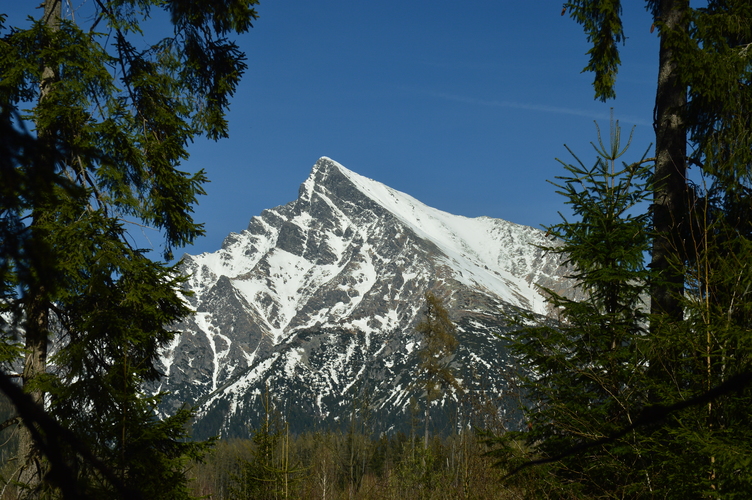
[
  {"x1": 641, "y1": 168, "x2": 752, "y2": 496},
  {"x1": 0, "y1": 0, "x2": 258, "y2": 497},
  {"x1": 561, "y1": 2, "x2": 752, "y2": 494},
  {"x1": 565, "y1": 0, "x2": 752, "y2": 320},
  {"x1": 233, "y1": 387, "x2": 305, "y2": 500},
  {"x1": 496, "y1": 1, "x2": 752, "y2": 492},
  {"x1": 500, "y1": 118, "x2": 655, "y2": 497},
  {"x1": 498, "y1": 114, "x2": 752, "y2": 497}
]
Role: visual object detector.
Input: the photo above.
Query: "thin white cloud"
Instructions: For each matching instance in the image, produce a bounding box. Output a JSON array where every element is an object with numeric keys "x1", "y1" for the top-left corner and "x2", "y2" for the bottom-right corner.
[{"x1": 429, "y1": 91, "x2": 652, "y2": 127}]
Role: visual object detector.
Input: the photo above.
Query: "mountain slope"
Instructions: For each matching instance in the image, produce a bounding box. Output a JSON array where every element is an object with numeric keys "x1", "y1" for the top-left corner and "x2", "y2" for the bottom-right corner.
[{"x1": 156, "y1": 157, "x2": 570, "y2": 438}]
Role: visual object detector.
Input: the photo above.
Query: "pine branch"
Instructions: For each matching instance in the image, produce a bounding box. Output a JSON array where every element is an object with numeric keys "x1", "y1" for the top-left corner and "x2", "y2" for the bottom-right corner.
[
  {"x1": 503, "y1": 370, "x2": 752, "y2": 479},
  {"x1": 0, "y1": 369, "x2": 142, "y2": 500}
]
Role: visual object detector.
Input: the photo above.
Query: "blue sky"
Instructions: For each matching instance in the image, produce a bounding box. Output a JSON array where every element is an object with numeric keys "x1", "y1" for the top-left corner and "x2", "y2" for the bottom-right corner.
[{"x1": 4, "y1": 1, "x2": 659, "y2": 258}]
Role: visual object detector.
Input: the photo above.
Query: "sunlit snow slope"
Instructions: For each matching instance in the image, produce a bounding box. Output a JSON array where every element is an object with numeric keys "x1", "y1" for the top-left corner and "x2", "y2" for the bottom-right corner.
[{"x1": 157, "y1": 157, "x2": 571, "y2": 438}]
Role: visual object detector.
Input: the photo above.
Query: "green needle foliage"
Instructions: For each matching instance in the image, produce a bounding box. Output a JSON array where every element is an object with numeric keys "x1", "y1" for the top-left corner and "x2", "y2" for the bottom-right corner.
[
  {"x1": 496, "y1": 118, "x2": 752, "y2": 498},
  {"x1": 491, "y1": 2, "x2": 752, "y2": 496},
  {"x1": 566, "y1": 0, "x2": 752, "y2": 320},
  {"x1": 642, "y1": 179, "x2": 752, "y2": 497},
  {"x1": 0, "y1": 1, "x2": 258, "y2": 498},
  {"x1": 233, "y1": 389, "x2": 306, "y2": 500},
  {"x1": 498, "y1": 119, "x2": 655, "y2": 498},
  {"x1": 563, "y1": 0, "x2": 625, "y2": 102}
]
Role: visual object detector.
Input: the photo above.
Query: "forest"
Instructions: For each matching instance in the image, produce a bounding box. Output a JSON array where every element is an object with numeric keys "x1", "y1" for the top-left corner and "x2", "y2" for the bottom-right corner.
[
  {"x1": 2, "y1": 0, "x2": 752, "y2": 499},
  {"x1": 185, "y1": 387, "x2": 518, "y2": 500}
]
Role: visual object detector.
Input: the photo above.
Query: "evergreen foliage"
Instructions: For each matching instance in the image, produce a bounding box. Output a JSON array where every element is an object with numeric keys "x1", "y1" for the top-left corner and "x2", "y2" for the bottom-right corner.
[
  {"x1": 493, "y1": 3, "x2": 752, "y2": 496},
  {"x1": 494, "y1": 0, "x2": 752, "y2": 486},
  {"x1": 566, "y1": 0, "x2": 752, "y2": 319},
  {"x1": 523, "y1": 3, "x2": 752, "y2": 492},
  {"x1": 562, "y1": 1, "x2": 625, "y2": 101},
  {"x1": 641, "y1": 175, "x2": 752, "y2": 496},
  {"x1": 0, "y1": 0, "x2": 258, "y2": 497},
  {"x1": 499, "y1": 118, "x2": 655, "y2": 497},
  {"x1": 497, "y1": 117, "x2": 752, "y2": 496},
  {"x1": 233, "y1": 387, "x2": 306, "y2": 500}
]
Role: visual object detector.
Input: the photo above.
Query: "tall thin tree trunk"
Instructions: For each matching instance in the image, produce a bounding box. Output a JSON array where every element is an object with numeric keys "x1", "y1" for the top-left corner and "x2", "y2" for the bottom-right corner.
[
  {"x1": 17, "y1": 0, "x2": 61, "y2": 494},
  {"x1": 650, "y1": 0, "x2": 688, "y2": 321},
  {"x1": 17, "y1": 292, "x2": 49, "y2": 490}
]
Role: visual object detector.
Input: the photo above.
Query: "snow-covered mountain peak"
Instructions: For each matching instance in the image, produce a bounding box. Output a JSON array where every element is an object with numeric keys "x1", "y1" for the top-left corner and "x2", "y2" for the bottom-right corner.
[
  {"x1": 183, "y1": 157, "x2": 562, "y2": 317},
  {"x1": 299, "y1": 157, "x2": 558, "y2": 314},
  {"x1": 159, "y1": 157, "x2": 574, "y2": 438}
]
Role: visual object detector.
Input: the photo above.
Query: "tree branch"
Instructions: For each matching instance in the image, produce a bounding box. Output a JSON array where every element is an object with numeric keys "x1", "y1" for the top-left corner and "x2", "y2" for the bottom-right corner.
[
  {"x1": 0, "y1": 370, "x2": 143, "y2": 500},
  {"x1": 503, "y1": 370, "x2": 752, "y2": 479}
]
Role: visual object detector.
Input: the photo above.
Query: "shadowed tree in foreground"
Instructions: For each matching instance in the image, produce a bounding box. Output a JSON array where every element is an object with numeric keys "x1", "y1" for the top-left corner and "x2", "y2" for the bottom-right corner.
[
  {"x1": 0, "y1": 0, "x2": 258, "y2": 497},
  {"x1": 493, "y1": 2, "x2": 752, "y2": 495}
]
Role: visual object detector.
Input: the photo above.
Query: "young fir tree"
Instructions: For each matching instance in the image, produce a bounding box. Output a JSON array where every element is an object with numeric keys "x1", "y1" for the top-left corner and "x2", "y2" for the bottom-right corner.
[
  {"x1": 498, "y1": 118, "x2": 655, "y2": 498},
  {"x1": 499, "y1": 125, "x2": 752, "y2": 496},
  {"x1": 414, "y1": 291, "x2": 461, "y2": 451},
  {"x1": 0, "y1": 0, "x2": 258, "y2": 497}
]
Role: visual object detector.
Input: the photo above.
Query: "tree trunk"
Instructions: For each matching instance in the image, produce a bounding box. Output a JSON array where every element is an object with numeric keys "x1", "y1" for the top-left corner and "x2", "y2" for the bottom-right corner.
[
  {"x1": 650, "y1": 0, "x2": 688, "y2": 321},
  {"x1": 17, "y1": 0, "x2": 61, "y2": 494},
  {"x1": 17, "y1": 292, "x2": 49, "y2": 492}
]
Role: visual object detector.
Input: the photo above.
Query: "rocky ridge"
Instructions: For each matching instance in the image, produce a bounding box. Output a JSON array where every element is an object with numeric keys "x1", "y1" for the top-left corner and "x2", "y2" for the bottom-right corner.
[{"x1": 156, "y1": 157, "x2": 572, "y2": 438}]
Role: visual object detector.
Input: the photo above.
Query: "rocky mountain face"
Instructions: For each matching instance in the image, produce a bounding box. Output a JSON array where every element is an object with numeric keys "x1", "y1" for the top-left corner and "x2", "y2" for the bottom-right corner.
[{"x1": 156, "y1": 157, "x2": 572, "y2": 439}]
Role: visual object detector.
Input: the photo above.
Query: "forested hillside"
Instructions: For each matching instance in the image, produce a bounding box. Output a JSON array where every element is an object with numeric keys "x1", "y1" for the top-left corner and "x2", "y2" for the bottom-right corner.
[{"x1": 1, "y1": 0, "x2": 257, "y2": 498}]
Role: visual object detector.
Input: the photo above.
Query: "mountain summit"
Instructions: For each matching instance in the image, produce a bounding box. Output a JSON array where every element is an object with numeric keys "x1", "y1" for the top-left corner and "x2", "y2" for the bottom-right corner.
[{"x1": 157, "y1": 157, "x2": 570, "y2": 437}]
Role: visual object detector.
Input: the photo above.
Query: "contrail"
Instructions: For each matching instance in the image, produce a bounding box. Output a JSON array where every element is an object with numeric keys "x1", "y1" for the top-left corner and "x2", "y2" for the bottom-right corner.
[{"x1": 429, "y1": 91, "x2": 652, "y2": 127}]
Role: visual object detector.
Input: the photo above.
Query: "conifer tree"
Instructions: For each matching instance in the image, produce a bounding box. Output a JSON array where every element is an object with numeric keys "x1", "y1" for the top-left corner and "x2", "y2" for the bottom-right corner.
[
  {"x1": 639, "y1": 147, "x2": 752, "y2": 495},
  {"x1": 497, "y1": 0, "x2": 752, "y2": 488},
  {"x1": 233, "y1": 387, "x2": 305, "y2": 500},
  {"x1": 559, "y1": 3, "x2": 752, "y2": 492},
  {"x1": 414, "y1": 291, "x2": 461, "y2": 450},
  {"x1": 504, "y1": 119, "x2": 752, "y2": 497},
  {"x1": 565, "y1": 0, "x2": 752, "y2": 318},
  {"x1": 500, "y1": 118, "x2": 655, "y2": 497},
  {"x1": 0, "y1": 0, "x2": 258, "y2": 497}
]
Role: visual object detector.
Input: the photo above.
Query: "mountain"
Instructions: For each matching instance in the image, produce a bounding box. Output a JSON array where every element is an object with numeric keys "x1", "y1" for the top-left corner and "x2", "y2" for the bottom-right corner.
[{"x1": 156, "y1": 157, "x2": 571, "y2": 438}]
